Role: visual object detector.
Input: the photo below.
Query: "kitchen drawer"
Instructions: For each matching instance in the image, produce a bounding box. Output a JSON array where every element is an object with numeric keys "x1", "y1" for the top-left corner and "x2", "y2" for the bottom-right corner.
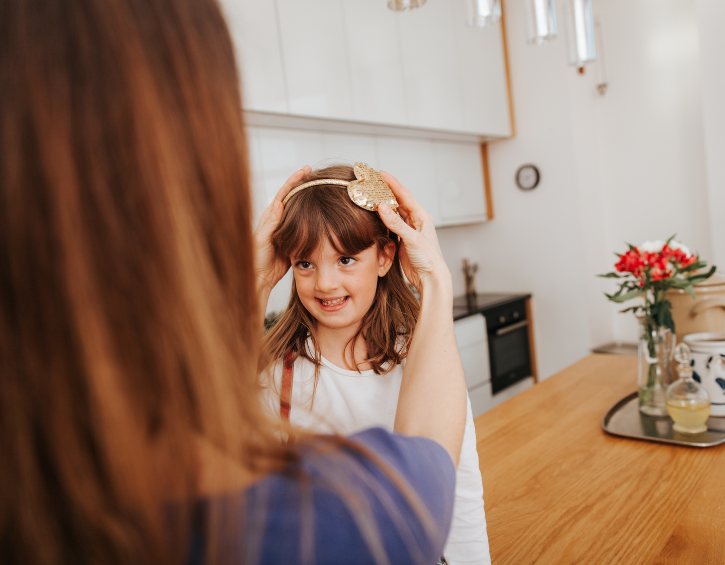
[
  {"x1": 455, "y1": 314, "x2": 490, "y2": 390},
  {"x1": 468, "y1": 381, "x2": 494, "y2": 419},
  {"x1": 459, "y1": 344, "x2": 489, "y2": 389},
  {"x1": 454, "y1": 314, "x2": 487, "y2": 349}
]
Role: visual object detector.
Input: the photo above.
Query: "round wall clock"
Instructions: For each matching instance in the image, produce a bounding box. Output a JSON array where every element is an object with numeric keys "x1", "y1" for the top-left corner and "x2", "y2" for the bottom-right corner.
[{"x1": 515, "y1": 164, "x2": 540, "y2": 191}]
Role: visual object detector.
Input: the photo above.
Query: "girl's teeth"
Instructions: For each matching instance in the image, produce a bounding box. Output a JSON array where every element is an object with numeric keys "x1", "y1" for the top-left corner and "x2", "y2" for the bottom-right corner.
[{"x1": 321, "y1": 297, "x2": 346, "y2": 306}]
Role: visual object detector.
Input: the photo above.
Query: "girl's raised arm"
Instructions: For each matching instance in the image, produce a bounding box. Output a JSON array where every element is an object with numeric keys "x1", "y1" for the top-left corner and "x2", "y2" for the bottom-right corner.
[
  {"x1": 378, "y1": 171, "x2": 467, "y2": 468},
  {"x1": 253, "y1": 166, "x2": 311, "y2": 320}
]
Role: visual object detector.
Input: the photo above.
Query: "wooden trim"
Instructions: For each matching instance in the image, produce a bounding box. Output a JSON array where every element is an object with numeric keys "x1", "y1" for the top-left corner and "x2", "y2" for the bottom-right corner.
[
  {"x1": 525, "y1": 297, "x2": 538, "y2": 383},
  {"x1": 499, "y1": 0, "x2": 516, "y2": 137},
  {"x1": 480, "y1": 143, "x2": 494, "y2": 220}
]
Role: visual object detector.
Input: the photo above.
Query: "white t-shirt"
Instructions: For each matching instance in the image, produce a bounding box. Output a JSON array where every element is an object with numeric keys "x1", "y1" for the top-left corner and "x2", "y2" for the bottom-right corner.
[{"x1": 261, "y1": 343, "x2": 491, "y2": 565}]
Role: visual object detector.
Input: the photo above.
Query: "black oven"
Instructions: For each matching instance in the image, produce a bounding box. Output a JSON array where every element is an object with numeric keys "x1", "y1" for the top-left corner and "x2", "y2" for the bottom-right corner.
[{"x1": 483, "y1": 299, "x2": 532, "y2": 394}]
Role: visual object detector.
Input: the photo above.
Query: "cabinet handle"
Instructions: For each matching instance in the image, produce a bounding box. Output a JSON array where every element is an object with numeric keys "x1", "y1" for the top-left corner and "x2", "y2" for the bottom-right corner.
[{"x1": 496, "y1": 320, "x2": 528, "y2": 336}]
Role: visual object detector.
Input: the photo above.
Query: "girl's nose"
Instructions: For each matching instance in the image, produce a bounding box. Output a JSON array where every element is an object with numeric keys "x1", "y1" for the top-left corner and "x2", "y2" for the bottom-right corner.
[{"x1": 315, "y1": 266, "x2": 340, "y2": 293}]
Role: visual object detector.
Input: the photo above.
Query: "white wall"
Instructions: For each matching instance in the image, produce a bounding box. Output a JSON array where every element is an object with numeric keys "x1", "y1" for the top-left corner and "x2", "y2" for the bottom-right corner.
[
  {"x1": 438, "y1": 0, "x2": 717, "y2": 378},
  {"x1": 438, "y1": 0, "x2": 595, "y2": 381},
  {"x1": 590, "y1": 0, "x2": 711, "y2": 343},
  {"x1": 696, "y1": 0, "x2": 725, "y2": 271}
]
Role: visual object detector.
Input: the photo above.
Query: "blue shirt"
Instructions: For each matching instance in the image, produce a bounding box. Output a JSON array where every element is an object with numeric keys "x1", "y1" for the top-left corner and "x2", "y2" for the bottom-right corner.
[{"x1": 188, "y1": 427, "x2": 456, "y2": 564}]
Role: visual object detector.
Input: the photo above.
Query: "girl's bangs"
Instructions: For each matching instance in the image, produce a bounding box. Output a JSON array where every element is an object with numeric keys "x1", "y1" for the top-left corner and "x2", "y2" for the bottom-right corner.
[{"x1": 275, "y1": 185, "x2": 383, "y2": 259}]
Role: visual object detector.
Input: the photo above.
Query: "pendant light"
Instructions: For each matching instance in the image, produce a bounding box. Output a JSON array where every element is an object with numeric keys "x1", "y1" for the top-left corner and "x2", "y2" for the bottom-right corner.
[
  {"x1": 564, "y1": 0, "x2": 596, "y2": 69},
  {"x1": 465, "y1": 0, "x2": 501, "y2": 27},
  {"x1": 388, "y1": 0, "x2": 426, "y2": 11},
  {"x1": 523, "y1": 0, "x2": 557, "y2": 45}
]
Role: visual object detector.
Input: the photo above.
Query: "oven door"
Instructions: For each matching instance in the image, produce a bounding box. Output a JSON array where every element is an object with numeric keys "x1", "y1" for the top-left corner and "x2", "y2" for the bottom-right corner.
[{"x1": 489, "y1": 320, "x2": 532, "y2": 394}]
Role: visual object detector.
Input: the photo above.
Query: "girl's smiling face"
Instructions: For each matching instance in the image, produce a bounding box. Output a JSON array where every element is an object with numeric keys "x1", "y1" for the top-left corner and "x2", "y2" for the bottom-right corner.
[{"x1": 292, "y1": 239, "x2": 394, "y2": 333}]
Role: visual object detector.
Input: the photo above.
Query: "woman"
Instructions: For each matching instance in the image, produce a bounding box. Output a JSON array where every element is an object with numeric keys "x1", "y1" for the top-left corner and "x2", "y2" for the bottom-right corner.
[{"x1": 0, "y1": 0, "x2": 467, "y2": 563}]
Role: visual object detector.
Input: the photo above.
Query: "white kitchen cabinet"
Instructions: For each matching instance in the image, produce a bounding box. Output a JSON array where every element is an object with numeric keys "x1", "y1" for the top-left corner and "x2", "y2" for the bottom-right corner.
[
  {"x1": 468, "y1": 381, "x2": 495, "y2": 419},
  {"x1": 341, "y1": 0, "x2": 407, "y2": 126},
  {"x1": 396, "y1": 1, "x2": 464, "y2": 132},
  {"x1": 251, "y1": 128, "x2": 489, "y2": 230},
  {"x1": 450, "y1": 0, "x2": 511, "y2": 136},
  {"x1": 276, "y1": 0, "x2": 354, "y2": 120},
  {"x1": 220, "y1": 0, "x2": 288, "y2": 114},
  {"x1": 246, "y1": 127, "x2": 268, "y2": 222},
  {"x1": 454, "y1": 314, "x2": 490, "y2": 391},
  {"x1": 435, "y1": 141, "x2": 487, "y2": 226},
  {"x1": 225, "y1": 0, "x2": 512, "y2": 138},
  {"x1": 255, "y1": 127, "x2": 325, "y2": 212},
  {"x1": 375, "y1": 137, "x2": 442, "y2": 225},
  {"x1": 321, "y1": 132, "x2": 379, "y2": 169}
]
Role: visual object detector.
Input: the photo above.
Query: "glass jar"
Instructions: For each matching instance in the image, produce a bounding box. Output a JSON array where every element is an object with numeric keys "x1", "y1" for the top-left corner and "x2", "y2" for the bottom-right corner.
[
  {"x1": 666, "y1": 343, "x2": 710, "y2": 433},
  {"x1": 637, "y1": 315, "x2": 675, "y2": 416}
]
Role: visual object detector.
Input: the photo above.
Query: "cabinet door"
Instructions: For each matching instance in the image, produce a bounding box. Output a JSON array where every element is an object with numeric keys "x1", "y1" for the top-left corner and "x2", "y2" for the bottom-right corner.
[
  {"x1": 468, "y1": 381, "x2": 494, "y2": 418},
  {"x1": 341, "y1": 0, "x2": 407, "y2": 126},
  {"x1": 450, "y1": 0, "x2": 511, "y2": 136},
  {"x1": 396, "y1": 1, "x2": 464, "y2": 132},
  {"x1": 321, "y1": 132, "x2": 379, "y2": 169},
  {"x1": 375, "y1": 137, "x2": 441, "y2": 225},
  {"x1": 276, "y1": 0, "x2": 354, "y2": 120},
  {"x1": 454, "y1": 314, "x2": 490, "y2": 390},
  {"x1": 245, "y1": 127, "x2": 268, "y2": 223},
  {"x1": 435, "y1": 141, "x2": 487, "y2": 225},
  {"x1": 256, "y1": 127, "x2": 325, "y2": 207},
  {"x1": 219, "y1": 0, "x2": 288, "y2": 114}
]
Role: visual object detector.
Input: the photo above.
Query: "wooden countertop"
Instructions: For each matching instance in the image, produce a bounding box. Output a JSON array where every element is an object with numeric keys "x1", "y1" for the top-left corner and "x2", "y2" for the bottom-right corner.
[{"x1": 474, "y1": 354, "x2": 725, "y2": 564}]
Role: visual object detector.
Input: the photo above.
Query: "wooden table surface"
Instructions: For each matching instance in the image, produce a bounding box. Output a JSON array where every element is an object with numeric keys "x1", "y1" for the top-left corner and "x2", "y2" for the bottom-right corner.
[{"x1": 474, "y1": 354, "x2": 725, "y2": 565}]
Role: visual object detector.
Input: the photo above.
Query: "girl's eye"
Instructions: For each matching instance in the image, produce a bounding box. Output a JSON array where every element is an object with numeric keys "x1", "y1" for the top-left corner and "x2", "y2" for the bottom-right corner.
[
  {"x1": 339, "y1": 257, "x2": 357, "y2": 266},
  {"x1": 296, "y1": 261, "x2": 313, "y2": 270}
]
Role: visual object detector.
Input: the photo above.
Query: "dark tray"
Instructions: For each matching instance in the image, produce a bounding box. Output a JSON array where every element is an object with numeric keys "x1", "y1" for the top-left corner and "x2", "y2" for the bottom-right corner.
[{"x1": 602, "y1": 392, "x2": 725, "y2": 448}]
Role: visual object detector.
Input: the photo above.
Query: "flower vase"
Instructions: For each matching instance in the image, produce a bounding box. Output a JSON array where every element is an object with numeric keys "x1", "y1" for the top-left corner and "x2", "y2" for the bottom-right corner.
[{"x1": 637, "y1": 315, "x2": 675, "y2": 416}]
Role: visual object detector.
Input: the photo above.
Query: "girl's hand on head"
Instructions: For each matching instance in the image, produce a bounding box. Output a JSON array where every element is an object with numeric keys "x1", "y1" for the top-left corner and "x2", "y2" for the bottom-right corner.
[
  {"x1": 253, "y1": 166, "x2": 311, "y2": 296},
  {"x1": 377, "y1": 171, "x2": 452, "y2": 297}
]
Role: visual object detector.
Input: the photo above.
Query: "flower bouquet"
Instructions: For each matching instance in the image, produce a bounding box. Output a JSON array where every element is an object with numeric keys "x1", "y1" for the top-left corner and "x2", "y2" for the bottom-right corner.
[{"x1": 599, "y1": 236, "x2": 716, "y2": 415}]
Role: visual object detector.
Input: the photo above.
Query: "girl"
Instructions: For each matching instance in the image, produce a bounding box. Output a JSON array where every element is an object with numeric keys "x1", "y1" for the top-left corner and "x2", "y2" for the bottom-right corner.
[{"x1": 259, "y1": 165, "x2": 491, "y2": 565}]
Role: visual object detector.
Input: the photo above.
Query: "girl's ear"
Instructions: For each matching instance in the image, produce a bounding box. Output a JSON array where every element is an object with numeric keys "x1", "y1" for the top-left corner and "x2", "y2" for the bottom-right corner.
[{"x1": 378, "y1": 241, "x2": 396, "y2": 277}]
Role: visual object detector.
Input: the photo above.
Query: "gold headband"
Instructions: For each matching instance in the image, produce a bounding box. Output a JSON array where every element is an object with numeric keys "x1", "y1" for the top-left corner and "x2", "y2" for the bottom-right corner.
[{"x1": 281, "y1": 163, "x2": 399, "y2": 213}]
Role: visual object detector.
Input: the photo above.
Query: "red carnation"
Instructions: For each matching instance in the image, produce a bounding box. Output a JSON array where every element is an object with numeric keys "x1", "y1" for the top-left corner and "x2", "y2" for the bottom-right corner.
[{"x1": 615, "y1": 249, "x2": 645, "y2": 277}]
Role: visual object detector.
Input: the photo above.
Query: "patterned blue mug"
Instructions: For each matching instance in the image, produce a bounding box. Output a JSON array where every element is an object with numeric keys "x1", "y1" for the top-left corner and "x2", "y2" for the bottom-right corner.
[{"x1": 683, "y1": 333, "x2": 725, "y2": 416}]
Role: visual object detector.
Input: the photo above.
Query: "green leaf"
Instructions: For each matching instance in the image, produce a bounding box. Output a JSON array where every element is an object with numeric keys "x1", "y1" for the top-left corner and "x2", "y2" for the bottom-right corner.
[
  {"x1": 627, "y1": 243, "x2": 637, "y2": 252},
  {"x1": 688, "y1": 265, "x2": 717, "y2": 284},
  {"x1": 667, "y1": 277, "x2": 691, "y2": 289},
  {"x1": 666, "y1": 234, "x2": 677, "y2": 245},
  {"x1": 598, "y1": 272, "x2": 624, "y2": 279},
  {"x1": 607, "y1": 288, "x2": 644, "y2": 303}
]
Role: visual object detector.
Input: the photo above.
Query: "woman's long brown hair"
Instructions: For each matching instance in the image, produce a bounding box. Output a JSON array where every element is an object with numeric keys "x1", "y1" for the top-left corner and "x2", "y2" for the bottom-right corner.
[
  {"x1": 261, "y1": 166, "x2": 421, "y2": 394},
  {"x1": 0, "y1": 1, "x2": 287, "y2": 563}
]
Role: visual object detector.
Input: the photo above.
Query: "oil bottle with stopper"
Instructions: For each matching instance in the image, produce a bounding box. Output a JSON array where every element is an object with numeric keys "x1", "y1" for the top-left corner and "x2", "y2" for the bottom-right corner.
[{"x1": 666, "y1": 343, "x2": 711, "y2": 434}]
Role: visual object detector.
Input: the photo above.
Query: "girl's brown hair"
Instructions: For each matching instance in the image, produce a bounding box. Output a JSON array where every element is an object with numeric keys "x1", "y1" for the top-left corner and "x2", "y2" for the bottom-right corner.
[
  {"x1": 0, "y1": 0, "x2": 288, "y2": 563},
  {"x1": 261, "y1": 165, "x2": 421, "y2": 383}
]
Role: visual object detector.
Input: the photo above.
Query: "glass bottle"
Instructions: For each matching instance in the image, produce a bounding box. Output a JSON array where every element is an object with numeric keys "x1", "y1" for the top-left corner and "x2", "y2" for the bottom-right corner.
[{"x1": 666, "y1": 343, "x2": 711, "y2": 434}]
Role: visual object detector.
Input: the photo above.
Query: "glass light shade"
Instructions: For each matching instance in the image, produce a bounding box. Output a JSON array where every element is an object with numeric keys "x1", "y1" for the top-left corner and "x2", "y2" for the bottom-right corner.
[
  {"x1": 466, "y1": 0, "x2": 501, "y2": 28},
  {"x1": 523, "y1": 0, "x2": 557, "y2": 45},
  {"x1": 388, "y1": 0, "x2": 427, "y2": 11},
  {"x1": 564, "y1": 0, "x2": 596, "y2": 67}
]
